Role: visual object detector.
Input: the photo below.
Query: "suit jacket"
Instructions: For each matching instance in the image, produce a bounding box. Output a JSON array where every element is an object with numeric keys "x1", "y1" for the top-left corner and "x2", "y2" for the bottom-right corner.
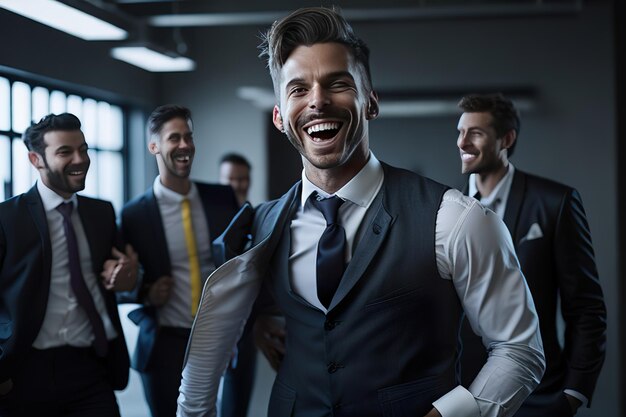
[
  {"x1": 0, "y1": 185, "x2": 130, "y2": 389},
  {"x1": 120, "y1": 181, "x2": 239, "y2": 371},
  {"x1": 179, "y1": 164, "x2": 481, "y2": 417},
  {"x1": 460, "y1": 169, "x2": 606, "y2": 410}
]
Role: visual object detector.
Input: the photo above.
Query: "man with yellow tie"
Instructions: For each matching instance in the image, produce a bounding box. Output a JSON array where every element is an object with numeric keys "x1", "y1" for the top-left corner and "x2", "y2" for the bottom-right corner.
[{"x1": 120, "y1": 105, "x2": 239, "y2": 417}]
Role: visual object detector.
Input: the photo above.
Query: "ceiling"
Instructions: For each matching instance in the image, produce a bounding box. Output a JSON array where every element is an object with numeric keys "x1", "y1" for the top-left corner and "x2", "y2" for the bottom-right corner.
[{"x1": 100, "y1": 0, "x2": 584, "y2": 28}]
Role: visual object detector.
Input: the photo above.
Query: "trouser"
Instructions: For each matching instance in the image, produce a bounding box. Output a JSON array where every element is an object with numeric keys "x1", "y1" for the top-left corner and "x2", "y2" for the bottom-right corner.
[{"x1": 0, "y1": 345, "x2": 120, "y2": 417}]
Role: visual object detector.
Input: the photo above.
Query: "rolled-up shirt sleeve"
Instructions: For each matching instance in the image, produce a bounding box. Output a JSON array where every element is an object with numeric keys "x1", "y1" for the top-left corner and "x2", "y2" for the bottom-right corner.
[{"x1": 432, "y1": 189, "x2": 545, "y2": 417}]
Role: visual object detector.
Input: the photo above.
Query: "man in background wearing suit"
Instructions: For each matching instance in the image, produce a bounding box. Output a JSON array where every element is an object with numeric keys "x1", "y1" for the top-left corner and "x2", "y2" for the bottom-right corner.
[
  {"x1": 121, "y1": 105, "x2": 239, "y2": 417},
  {"x1": 219, "y1": 153, "x2": 252, "y2": 207},
  {"x1": 178, "y1": 8, "x2": 545, "y2": 417},
  {"x1": 0, "y1": 113, "x2": 137, "y2": 417},
  {"x1": 456, "y1": 93, "x2": 607, "y2": 417}
]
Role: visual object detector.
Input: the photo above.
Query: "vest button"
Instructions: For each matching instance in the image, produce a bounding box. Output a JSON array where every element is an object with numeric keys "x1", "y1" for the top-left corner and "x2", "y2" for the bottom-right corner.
[
  {"x1": 324, "y1": 320, "x2": 337, "y2": 330},
  {"x1": 327, "y1": 362, "x2": 343, "y2": 373},
  {"x1": 373, "y1": 224, "x2": 381, "y2": 234}
]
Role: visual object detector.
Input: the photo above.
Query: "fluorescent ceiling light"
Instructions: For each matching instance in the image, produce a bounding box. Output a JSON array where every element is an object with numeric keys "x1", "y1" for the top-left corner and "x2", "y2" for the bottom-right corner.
[
  {"x1": 0, "y1": 0, "x2": 127, "y2": 40},
  {"x1": 111, "y1": 46, "x2": 196, "y2": 72}
]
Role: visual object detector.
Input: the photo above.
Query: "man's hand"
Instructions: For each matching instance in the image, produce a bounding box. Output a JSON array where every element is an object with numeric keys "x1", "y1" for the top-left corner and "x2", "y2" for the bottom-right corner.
[
  {"x1": 424, "y1": 408, "x2": 442, "y2": 417},
  {"x1": 101, "y1": 244, "x2": 138, "y2": 291},
  {"x1": 565, "y1": 393, "x2": 582, "y2": 415},
  {"x1": 253, "y1": 314, "x2": 286, "y2": 371},
  {"x1": 148, "y1": 275, "x2": 174, "y2": 307}
]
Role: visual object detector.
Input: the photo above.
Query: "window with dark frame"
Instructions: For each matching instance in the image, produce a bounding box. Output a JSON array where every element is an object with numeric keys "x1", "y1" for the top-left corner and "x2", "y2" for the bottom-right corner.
[{"x1": 0, "y1": 74, "x2": 127, "y2": 214}]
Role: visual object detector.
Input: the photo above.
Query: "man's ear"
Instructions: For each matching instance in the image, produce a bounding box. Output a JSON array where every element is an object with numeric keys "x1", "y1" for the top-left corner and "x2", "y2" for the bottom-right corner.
[
  {"x1": 272, "y1": 105, "x2": 285, "y2": 133},
  {"x1": 148, "y1": 140, "x2": 160, "y2": 155},
  {"x1": 501, "y1": 129, "x2": 517, "y2": 152},
  {"x1": 366, "y1": 91, "x2": 379, "y2": 120},
  {"x1": 28, "y1": 151, "x2": 44, "y2": 169}
]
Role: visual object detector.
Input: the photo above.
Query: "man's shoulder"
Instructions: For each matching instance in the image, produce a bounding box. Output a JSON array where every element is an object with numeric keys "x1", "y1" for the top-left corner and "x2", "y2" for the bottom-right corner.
[
  {"x1": 122, "y1": 188, "x2": 153, "y2": 214},
  {"x1": 194, "y1": 181, "x2": 233, "y2": 195},
  {"x1": 517, "y1": 169, "x2": 576, "y2": 198},
  {"x1": 77, "y1": 194, "x2": 114, "y2": 213}
]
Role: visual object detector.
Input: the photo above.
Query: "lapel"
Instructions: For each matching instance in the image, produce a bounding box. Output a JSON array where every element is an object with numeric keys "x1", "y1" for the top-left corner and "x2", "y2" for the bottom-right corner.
[
  {"x1": 196, "y1": 182, "x2": 218, "y2": 239},
  {"x1": 25, "y1": 185, "x2": 52, "y2": 282},
  {"x1": 77, "y1": 196, "x2": 101, "y2": 276},
  {"x1": 144, "y1": 189, "x2": 172, "y2": 274},
  {"x1": 503, "y1": 169, "x2": 526, "y2": 244},
  {"x1": 328, "y1": 183, "x2": 393, "y2": 312}
]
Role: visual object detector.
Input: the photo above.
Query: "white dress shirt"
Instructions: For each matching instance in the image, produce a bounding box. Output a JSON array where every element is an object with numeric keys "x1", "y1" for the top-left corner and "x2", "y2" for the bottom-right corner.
[
  {"x1": 291, "y1": 154, "x2": 544, "y2": 417},
  {"x1": 469, "y1": 163, "x2": 588, "y2": 407},
  {"x1": 153, "y1": 177, "x2": 214, "y2": 328},
  {"x1": 32, "y1": 180, "x2": 117, "y2": 350}
]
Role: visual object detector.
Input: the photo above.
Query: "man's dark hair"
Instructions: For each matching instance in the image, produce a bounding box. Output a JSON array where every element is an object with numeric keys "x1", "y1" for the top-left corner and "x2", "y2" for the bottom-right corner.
[
  {"x1": 258, "y1": 7, "x2": 373, "y2": 97},
  {"x1": 23, "y1": 113, "x2": 82, "y2": 155},
  {"x1": 220, "y1": 153, "x2": 251, "y2": 171},
  {"x1": 147, "y1": 104, "x2": 193, "y2": 143},
  {"x1": 458, "y1": 93, "x2": 521, "y2": 157}
]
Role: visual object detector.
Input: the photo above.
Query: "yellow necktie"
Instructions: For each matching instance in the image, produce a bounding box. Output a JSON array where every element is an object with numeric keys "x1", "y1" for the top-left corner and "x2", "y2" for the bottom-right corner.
[{"x1": 181, "y1": 198, "x2": 202, "y2": 316}]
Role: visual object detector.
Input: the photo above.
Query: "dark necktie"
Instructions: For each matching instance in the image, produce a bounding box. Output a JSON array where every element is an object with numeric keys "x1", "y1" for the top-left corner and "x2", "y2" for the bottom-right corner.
[
  {"x1": 56, "y1": 202, "x2": 108, "y2": 356},
  {"x1": 310, "y1": 193, "x2": 346, "y2": 308}
]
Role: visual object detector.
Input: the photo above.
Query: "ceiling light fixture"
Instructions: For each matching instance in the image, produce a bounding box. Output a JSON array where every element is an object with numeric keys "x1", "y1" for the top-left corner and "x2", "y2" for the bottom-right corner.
[
  {"x1": 0, "y1": 0, "x2": 128, "y2": 40},
  {"x1": 111, "y1": 46, "x2": 196, "y2": 72}
]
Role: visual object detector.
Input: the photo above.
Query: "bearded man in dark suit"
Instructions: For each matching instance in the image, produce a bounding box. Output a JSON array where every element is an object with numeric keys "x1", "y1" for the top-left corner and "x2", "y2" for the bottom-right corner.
[
  {"x1": 456, "y1": 93, "x2": 606, "y2": 417},
  {"x1": 0, "y1": 113, "x2": 137, "y2": 417}
]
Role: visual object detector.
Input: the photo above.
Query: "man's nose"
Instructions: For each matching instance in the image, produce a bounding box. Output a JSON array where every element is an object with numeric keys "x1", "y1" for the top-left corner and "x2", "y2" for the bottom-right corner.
[{"x1": 309, "y1": 85, "x2": 330, "y2": 110}]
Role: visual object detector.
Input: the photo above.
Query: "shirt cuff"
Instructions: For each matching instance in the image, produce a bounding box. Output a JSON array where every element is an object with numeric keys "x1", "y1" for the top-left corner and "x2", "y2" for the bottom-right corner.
[
  {"x1": 432, "y1": 385, "x2": 480, "y2": 417},
  {"x1": 564, "y1": 389, "x2": 588, "y2": 408}
]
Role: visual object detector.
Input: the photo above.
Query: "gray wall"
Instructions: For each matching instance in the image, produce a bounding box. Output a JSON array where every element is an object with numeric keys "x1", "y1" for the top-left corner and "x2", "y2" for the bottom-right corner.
[{"x1": 0, "y1": 1, "x2": 619, "y2": 416}]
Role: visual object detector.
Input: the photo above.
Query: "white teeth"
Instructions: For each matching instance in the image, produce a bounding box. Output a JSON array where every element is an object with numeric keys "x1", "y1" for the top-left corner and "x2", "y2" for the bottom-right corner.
[
  {"x1": 307, "y1": 122, "x2": 340, "y2": 135},
  {"x1": 69, "y1": 171, "x2": 83, "y2": 175},
  {"x1": 176, "y1": 156, "x2": 190, "y2": 162}
]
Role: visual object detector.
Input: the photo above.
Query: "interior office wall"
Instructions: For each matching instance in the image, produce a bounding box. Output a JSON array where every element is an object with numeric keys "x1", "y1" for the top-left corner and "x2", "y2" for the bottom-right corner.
[
  {"x1": 0, "y1": 9, "x2": 160, "y2": 196},
  {"x1": 159, "y1": 2, "x2": 618, "y2": 416}
]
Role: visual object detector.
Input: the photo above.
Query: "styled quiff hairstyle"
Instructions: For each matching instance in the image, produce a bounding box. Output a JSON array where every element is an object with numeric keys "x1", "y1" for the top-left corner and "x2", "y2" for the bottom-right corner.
[
  {"x1": 258, "y1": 7, "x2": 373, "y2": 97},
  {"x1": 146, "y1": 104, "x2": 193, "y2": 143},
  {"x1": 458, "y1": 93, "x2": 521, "y2": 158},
  {"x1": 23, "y1": 113, "x2": 82, "y2": 156}
]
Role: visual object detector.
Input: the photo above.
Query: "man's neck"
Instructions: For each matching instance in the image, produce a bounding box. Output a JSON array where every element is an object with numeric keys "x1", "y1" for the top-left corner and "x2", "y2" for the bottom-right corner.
[
  {"x1": 475, "y1": 162, "x2": 508, "y2": 198},
  {"x1": 160, "y1": 176, "x2": 192, "y2": 195},
  {"x1": 303, "y1": 152, "x2": 369, "y2": 195}
]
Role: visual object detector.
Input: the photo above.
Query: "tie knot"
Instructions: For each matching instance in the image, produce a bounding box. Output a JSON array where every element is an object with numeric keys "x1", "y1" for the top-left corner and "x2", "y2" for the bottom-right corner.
[
  {"x1": 310, "y1": 193, "x2": 344, "y2": 225},
  {"x1": 56, "y1": 202, "x2": 74, "y2": 219}
]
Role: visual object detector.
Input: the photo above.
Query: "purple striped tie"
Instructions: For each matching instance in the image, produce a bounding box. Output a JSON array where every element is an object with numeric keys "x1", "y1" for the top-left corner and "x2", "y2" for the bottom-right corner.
[{"x1": 56, "y1": 202, "x2": 108, "y2": 356}]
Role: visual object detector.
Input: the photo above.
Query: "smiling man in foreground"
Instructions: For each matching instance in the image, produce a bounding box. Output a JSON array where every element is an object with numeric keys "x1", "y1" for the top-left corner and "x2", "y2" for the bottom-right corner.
[{"x1": 177, "y1": 8, "x2": 545, "y2": 417}]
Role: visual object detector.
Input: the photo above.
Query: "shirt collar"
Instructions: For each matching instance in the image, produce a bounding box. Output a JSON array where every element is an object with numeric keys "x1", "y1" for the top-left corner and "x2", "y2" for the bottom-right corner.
[
  {"x1": 37, "y1": 180, "x2": 78, "y2": 212},
  {"x1": 153, "y1": 175, "x2": 198, "y2": 203},
  {"x1": 300, "y1": 152, "x2": 384, "y2": 209},
  {"x1": 468, "y1": 163, "x2": 515, "y2": 205}
]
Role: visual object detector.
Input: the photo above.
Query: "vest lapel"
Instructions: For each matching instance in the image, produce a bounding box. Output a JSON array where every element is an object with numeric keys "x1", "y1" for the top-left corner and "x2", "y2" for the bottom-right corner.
[{"x1": 328, "y1": 187, "x2": 393, "y2": 311}]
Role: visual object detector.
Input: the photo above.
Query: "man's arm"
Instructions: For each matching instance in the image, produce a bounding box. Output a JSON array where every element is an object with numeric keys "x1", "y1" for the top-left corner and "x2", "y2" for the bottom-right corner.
[
  {"x1": 432, "y1": 191, "x2": 545, "y2": 417},
  {"x1": 555, "y1": 189, "x2": 606, "y2": 407}
]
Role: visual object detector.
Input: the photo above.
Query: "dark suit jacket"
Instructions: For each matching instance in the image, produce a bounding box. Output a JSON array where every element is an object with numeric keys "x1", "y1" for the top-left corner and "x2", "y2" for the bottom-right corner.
[
  {"x1": 460, "y1": 169, "x2": 606, "y2": 410},
  {"x1": 0, "y1": 185, "x2": 130, "y2": 389},
  {"x1": 120, "y1": 181, "x2": 239, "y2": 371}
]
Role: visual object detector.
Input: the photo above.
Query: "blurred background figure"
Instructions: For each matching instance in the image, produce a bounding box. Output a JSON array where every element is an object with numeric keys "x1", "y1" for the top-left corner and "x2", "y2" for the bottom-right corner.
[
  {"x1": 121, "y1": 105, "x2": 239, "y2": 417},
  {"x1": 219, "y1": 153, "x2": 251, "y2": 206}
]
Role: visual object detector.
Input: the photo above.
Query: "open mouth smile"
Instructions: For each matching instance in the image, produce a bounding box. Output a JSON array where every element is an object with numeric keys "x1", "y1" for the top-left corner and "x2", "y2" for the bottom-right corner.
[{"x1": 305, "y1": 121, "x2": 343, "y2": 141}]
